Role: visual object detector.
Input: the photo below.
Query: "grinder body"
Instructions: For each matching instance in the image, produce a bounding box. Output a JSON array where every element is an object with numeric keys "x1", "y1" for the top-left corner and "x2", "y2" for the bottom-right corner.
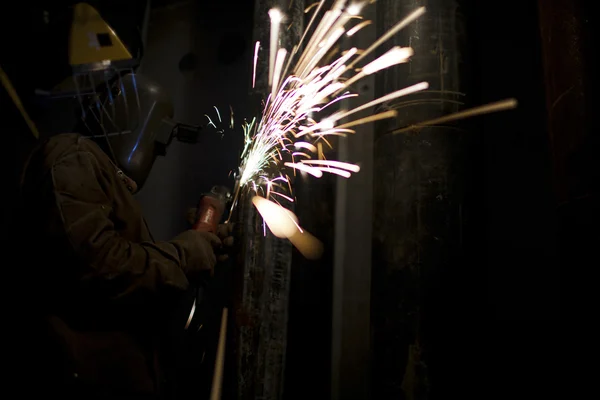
[
  {"x1": 173, "y1": 185, "x2": 232, "y2": 398},
  {"x1": 184, "y1": 185, "x2": 231, "y2": 332},
  {"x1": 193, "y1": 186, "x2": 231, "y2": 233}
]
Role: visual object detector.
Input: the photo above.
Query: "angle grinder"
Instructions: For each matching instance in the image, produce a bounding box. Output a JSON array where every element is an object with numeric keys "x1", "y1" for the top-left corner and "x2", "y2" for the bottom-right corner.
[{"x1": 184, "y1": 185, "x2": 232, "y2": 331}]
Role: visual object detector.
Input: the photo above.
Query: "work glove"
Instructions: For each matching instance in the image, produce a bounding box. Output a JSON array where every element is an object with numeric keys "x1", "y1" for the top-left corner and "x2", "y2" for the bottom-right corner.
[
  {"x1": 186, "y1": 207, "x2": 235, "y2": 262},
  {"x1": 174, "y1": 230, "x2": 222, "y2": 280},
  {"x1": 215, "y1": 222, "x2": 235, "y2": 261}
]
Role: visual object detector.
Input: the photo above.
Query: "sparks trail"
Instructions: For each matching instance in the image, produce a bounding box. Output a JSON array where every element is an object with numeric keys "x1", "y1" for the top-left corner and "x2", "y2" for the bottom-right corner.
[
  {"x1": 231, "y1": 1, "x2": 517, "y2": 254},
  {"x1": 234, "y1": 1, "x2": 423, "y2": 214},
  {"x1": 205, "y1": 105, "x2": 234, "y2": 136}
]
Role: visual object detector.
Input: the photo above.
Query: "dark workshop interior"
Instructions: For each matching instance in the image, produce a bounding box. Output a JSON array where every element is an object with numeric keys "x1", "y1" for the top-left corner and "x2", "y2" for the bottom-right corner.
[{"x1": 1, "y1": 0, "x2": 578, "y2": 399}]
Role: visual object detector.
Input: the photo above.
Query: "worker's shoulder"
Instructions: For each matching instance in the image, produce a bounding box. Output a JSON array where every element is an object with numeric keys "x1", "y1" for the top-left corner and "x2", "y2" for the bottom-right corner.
[
  {"x1": 42, "y1": 133, "x2": 107, "y2": 166},
  {"x1": 20, "y1": 134, "x2": 107, "y2": 192}
]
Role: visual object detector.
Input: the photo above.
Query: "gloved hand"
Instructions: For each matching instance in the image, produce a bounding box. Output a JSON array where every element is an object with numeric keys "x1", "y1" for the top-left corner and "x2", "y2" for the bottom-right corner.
[
  {"x1": 174, "y1": 230, "x2": 222, "y2": 279},
  {"x1": 186, "y1": 207, "x2": 235, "y2": 262},
  {"x1": 215, "y1": 223, "x2": 235, "y2": 261}
]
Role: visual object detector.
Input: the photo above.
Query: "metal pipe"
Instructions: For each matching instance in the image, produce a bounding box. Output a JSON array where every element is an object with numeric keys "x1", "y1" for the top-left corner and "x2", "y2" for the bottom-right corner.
[
  {"x1": 231, "y1": 2, "x2": 304, "y2": 399},
  {"x1": 372, "y1": 0, "x2": 468, "y2": 398},
  {"x1": 331, "y1": 3, "x2": 376, "y2": 399}
]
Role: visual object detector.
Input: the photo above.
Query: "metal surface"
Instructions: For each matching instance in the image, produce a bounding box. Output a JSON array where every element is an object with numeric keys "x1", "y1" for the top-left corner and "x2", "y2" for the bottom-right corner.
[
  {"x1": 233, "y1": 195, "x2": 293, "y2": 400},
  {"x1": 251, "y1": 0, "x2": 304, "y2": 96},
  {"x1": 372, "y1": 0, "x2": 467, "y2": 398},
  {"x1": 537, "y1": 0, "x2": 591, "y2": 320},
  {"x1": 229, "y1": 1, "x2": 304, "y2": 399},
  {"x1": 331, "y1": 3, "x2": 376, "y2": 399},
  {"x1": 537, "y1": 0, "x2": 596, "y2": 203}
]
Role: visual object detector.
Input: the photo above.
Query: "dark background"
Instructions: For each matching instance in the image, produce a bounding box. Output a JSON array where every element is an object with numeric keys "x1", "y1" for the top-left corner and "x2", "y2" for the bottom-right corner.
[
  {"x1": 435, "y1": 0, "x2": 565, "y2": 397},
  {"x1": 2, "y1": 0, "x2": 572, "y2": 398}
]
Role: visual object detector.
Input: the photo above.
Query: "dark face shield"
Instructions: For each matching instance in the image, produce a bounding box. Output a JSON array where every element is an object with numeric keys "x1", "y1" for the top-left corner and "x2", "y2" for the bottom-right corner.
[{"x1": 83, "y1": 73, "x2": 203, "y2": 190}]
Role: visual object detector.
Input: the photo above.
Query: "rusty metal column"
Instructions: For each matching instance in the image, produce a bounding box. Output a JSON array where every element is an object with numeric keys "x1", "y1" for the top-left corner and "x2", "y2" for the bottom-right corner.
[
  {"x1": 231, "y1": 1, "x2": 303, "y2": 399},
  {"x1": 372, "y1": 0, "x2": 469, "y2": 398}
]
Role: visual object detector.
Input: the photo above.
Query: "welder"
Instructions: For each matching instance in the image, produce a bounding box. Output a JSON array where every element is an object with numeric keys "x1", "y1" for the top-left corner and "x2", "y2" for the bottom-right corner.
[
  {"x1": 4, "y1": 4, "x2": 233, "y2": 399},
  {"x1": 16, "y1": 131, "x2": 232, "y2": 398}
]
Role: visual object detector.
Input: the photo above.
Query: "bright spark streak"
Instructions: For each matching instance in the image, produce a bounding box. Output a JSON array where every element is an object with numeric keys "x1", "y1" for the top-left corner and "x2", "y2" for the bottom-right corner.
[
  {"x1": 232, "y1": 3, "x2": 514, "y2": 260},
  {"x1": 214, "y1": 106, "x2": 222, "y2": 123},
  {"x1": 347, "y1": 6, "x2": 426, "y2": 69},
  {"x1": 321, "y1": 119, "x2": 335, "y2": 130},
  {"x1": 270, "y1": 190, "x2": 294, "y2": 202},
  {"x1": 305, "y1": 2, "x2": 321, "y2": 13},
  {"x1": 204, "y1": 114, "x2": 216, "y2": 128},
  {"x1": 390, "y1": 98, "x2": 519, "y2": 134},
  {"x1": 294, "y1": 142, "x2": 318, "y2": 152},
  {"x1": 336, "y1": 46, "x2": 413, "y2": 93},
  {"x1": 309, "y1": 128, "x2": 355, "y2": 137},
  {"x1": 292, "y1": 152, "x2": 311, "y2": 158},
  {"x1": 320, "y1": 92, "x2": 359, "y2": 111},
  {"x1": 269, "y1": 9, "x2": 283, "y2": 86},
  {"x1": 347, "y1": 20, "x2": 372, "y2": 36},
  {"x1": 312, "y1": 167, "x2": 352, "y2": 178},
  {"x1": 347, "y1": 3, "x2": 363, "y2": 16},
  {"x1": 297, "y1": 83, "x2": 427, "y2": 137},
  {"x1": 271, "y1": 48, "x2": 288, "y2": 100},
  {"x1": 269, "y1": 8, "x2": 283, "y2": 24},
  {"x1": 284, "y1": 162, "x2": 323, "y2": 178},
  {"x1": 335, "y1": 110, "x2": 398, "y2": 129},
  {"x1": 294, "y1": 8, "x2": 343, "y2": 77},
  {"x1": 336, "y1": 82, "x2": 428, "y2": 121},
  {"x1": 252, "y1": 196, "x2": 323, "y2": 259},
  {"x1": 300, "y1": 159, "x2": 360, "y2": 172},
  {"x1": 252, "y1": 195, "x2": 298, "y2": 238},
  {"x1": 362, "y1": 47, "x2": 414, "y2": 75},
  {"x1": 253, "y1": 41, "x2": 260, "y2": 88},
  {"x1": 298, "y1": 1, "x2": 326, "y2": 54}
]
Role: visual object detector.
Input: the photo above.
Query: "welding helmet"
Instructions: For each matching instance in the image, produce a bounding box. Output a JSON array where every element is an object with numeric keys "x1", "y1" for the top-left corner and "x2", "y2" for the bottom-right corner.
[
  {"x1": 82, "y1": 72, "x2": 203, "y2": 190},
  {"x1": 4, "y1": 3, "x2": 204, "y2": 190},
  {"x1": 63, "y1": 3, "x2": 203, "y2": 190}
]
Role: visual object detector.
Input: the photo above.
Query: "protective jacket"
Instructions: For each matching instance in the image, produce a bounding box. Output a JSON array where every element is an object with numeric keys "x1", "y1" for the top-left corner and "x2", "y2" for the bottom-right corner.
[{"x1": 17, "y1": 133, "x2": 204, "y2": 398}]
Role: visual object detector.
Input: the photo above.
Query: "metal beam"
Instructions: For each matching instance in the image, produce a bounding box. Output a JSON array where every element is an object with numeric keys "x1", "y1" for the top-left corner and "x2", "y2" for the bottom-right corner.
[{"x1": 331, "y1": 3, "x2": 376, "y2": 399}]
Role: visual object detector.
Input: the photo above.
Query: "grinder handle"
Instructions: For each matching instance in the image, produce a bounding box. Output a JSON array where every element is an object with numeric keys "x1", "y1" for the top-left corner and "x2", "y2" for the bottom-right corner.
[{"x1": 193, "y1": 194, "x2": 226, "y2": 233}]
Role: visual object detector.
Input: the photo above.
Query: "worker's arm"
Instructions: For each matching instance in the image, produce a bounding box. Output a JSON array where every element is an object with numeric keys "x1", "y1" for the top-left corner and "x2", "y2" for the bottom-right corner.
[{"x1": 51, "y1": 150, "x2": 218, "y2": 305}]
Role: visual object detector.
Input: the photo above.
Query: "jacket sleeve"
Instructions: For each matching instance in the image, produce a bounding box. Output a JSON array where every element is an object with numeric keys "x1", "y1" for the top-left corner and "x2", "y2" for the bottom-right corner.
[{"x1": 50, "y1": 150, "x2": 198, "y2": 304}]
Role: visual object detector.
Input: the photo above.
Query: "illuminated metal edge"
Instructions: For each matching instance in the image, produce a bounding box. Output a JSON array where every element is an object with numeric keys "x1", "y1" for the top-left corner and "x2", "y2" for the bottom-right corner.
[
  {"x1": 331, "y1": 3, "x2": 376, "y2": 399},
  {"x1": 229, "y1": 1, "x2": 304, "y2": 399},
  {"x1": 184, "y1": 298, "x2": 196, "y2": 330},
  {"x1": 232, "y1": 191, "x2": 293, "y2": 399}
]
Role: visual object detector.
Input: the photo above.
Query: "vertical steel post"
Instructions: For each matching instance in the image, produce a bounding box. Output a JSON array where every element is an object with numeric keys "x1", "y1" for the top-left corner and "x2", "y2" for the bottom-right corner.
[
  {"x1": 331, "y1": 3, "x2": 377, "y2": 400},
  {"x1": 372, "y1": 0, "x2": 468, "y2": 398},
  {"x1": 232, "y1": 1, "x2": 303, "y2": 399}
]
